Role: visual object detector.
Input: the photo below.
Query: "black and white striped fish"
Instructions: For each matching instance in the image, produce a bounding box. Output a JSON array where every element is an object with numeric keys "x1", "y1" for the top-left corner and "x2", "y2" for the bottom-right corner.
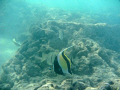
[{"x1": 53, "y1": 46, "x2": 74, "y2": 75}]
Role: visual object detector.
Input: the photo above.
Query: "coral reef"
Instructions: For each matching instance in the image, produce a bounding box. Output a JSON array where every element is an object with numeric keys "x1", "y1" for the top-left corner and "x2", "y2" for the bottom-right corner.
[
  {"x1": 0, "y1": 20, "x2": 120, "y2": 90},
  {"x1": 0, "y1": 1, "x2": 120, "y2": 90}
]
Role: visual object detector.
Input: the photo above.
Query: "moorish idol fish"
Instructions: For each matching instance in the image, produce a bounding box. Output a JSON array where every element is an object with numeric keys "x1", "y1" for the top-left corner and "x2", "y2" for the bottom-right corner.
[{"x1": 53, "y1": 46, "x2": 74, "y2": 75}]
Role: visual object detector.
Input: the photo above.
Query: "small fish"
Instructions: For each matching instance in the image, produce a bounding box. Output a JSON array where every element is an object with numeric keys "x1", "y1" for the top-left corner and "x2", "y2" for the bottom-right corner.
[
  {"x1": 13, "y1": 38, "x2": 21, "y2": 47},
  {"x1": 53, "y1": 46, "x2": 74, "y2": 75},
  {"x1": 59, "y1": 30, "x2": 64, "y2": 40}
]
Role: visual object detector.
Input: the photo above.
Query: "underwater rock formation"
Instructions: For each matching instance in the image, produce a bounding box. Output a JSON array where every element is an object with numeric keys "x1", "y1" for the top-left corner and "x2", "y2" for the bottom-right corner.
[
  {"x1": 0, "y1": 20, "x2": 120, "y2": 90},
  {"x1": 0, "y1": 1, "x2": 120, "y2": 90}
]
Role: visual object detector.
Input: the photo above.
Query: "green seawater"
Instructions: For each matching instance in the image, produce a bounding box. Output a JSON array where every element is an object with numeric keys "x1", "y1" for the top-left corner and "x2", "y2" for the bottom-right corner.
[
  {"x1": 0, "y1": 0, "x2": 120, "y2": 87},
  {"x1": 26, "y1": 0, "x2": 120, "y2": 25},
  {"x1": 27, "y1": 0, "x2": 120, "y2": 14},
  {"x1": 0, "y1": 0, "x2": 120, "y2": 72}
]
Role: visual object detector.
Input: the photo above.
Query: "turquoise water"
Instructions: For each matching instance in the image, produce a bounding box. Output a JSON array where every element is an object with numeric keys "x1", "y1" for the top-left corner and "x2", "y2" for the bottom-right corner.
[
  {"x1": 24, "y1": 0, "x2": 120, "y2": 25},
  {"x1": 0, "y1": 0, "x2": 120, "y2": 89},
  {"x1": 0, "y1": 0, "x2": 120, "y2": 71},
  {"x1": 27, "y1": 0, "x2": 120, "y2": 16}
]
